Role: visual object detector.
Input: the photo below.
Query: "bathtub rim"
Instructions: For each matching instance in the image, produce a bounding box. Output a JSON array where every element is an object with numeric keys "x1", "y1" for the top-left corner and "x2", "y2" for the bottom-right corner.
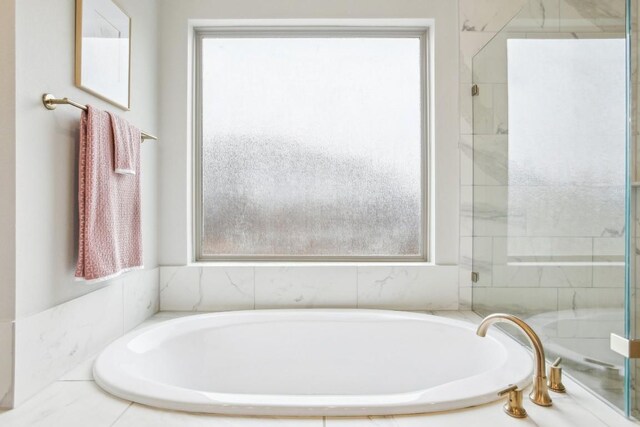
[{"x1": 93, "y1": 309, "x2": 534, "y2": 416}]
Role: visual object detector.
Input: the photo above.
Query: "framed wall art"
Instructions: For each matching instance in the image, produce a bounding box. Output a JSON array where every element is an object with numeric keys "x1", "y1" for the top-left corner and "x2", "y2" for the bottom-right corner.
[{"x1": 75, "y1": 0, "x2": 131, "y2": 110}]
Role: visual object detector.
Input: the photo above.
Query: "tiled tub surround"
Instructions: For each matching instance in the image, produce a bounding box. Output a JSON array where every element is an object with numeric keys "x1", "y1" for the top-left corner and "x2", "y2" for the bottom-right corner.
[
  {"x1": 160, "y1": 265, "x2": 459, "y2": 311},
  {"x1": 9, "y1": 268, "x2": 159, "y2": 407},
  {"x1": 0, "y1": 311, "x2": 636, "y2": 427}
]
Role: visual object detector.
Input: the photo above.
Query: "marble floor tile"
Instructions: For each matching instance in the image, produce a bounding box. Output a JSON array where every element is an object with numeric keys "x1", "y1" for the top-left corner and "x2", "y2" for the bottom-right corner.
[
  {"x1": 0, "y1": 381, "x2": 130, "y2": 427},
  {"x1": 58, "y1": 355, "x2": 96, "y2": 381},
  {"x1": 112, "y1": 403, "x2": 323, "y2": 427},
  {"x1": 325, "y1": 395, "x2": 605, "y2": 426}
]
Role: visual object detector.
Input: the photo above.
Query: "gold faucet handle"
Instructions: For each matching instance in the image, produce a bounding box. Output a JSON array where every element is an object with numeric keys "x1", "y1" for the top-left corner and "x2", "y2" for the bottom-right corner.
[
  {"x1": 548, "y1": 357, "x2": 566, "y2": 393},
  {"x1": 498, "y1": 385, "x2": 528, "y2": 418}
]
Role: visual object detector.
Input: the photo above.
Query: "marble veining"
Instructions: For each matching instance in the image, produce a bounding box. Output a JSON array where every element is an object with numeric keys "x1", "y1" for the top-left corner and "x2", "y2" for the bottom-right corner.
[
  {"x1": 123, "y1": 269, "x2": 160, "y2": 331},
  {"x1": 254, "y1": 266, "x2": 358, "y2": 308},
  {"x1": 10, "y1": 268, "x2": 160, "y2": 407},
  {"x1": 473, "y1": 135, "x2": 508, "y2": 186},
  {"x1": 459, "y1": 32, "x2": 496, "y2": 83},
  {"x1": 459, "y1": 0, "x2": 527, "y2": 32},
  {"x1": 160, "y1": 267, "x2": 255, "y2": 312},
  {"x1": 13, "y1": 282, "x2": 124, "y2": 406},
  {"x1": 160, "y1": 266, "x2": 458, "y2": 311},
  {"x1": 509, "y1": 0, "x2": 562, "y2": 32},
  {"x1": 558, "y1": 288, "x2": 624, "y2": 311},
  {"x1": 561, "y1": 0, "x2": 625, "y2": 21},
  {"x1": 357, "y1": 266, "x2": 458, "y2": 310}
]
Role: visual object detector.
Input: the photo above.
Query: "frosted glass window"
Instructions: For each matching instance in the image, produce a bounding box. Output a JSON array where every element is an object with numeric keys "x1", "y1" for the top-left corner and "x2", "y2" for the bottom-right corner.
[{"x1": 197, "y1": 35, "x2": 425, "y2": 259}]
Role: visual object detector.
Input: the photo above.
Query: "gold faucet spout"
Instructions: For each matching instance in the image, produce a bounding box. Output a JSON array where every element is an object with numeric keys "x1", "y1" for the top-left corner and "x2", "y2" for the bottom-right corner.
[{"x1": 476, "y1": 313, "x2": 552, "y2": 407}]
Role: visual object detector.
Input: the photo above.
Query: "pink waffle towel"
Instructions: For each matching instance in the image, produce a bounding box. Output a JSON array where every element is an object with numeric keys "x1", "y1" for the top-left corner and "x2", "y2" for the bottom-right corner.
[
  {"x1": 108, "y1": 111, "x2": 140, "y2": 175},
  {"x1": 75, "y1": 105, "x2": 143, "y2": 282}
]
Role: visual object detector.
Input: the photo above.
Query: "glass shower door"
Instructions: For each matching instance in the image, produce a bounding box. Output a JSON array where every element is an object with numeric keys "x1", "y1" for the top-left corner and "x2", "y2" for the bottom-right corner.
[
  {"x1": 470, "y1": 0, "x2": 629, "y2": 414},
  {"x1": 628, "y1": 0, "x2": 639, "y2": 418}
]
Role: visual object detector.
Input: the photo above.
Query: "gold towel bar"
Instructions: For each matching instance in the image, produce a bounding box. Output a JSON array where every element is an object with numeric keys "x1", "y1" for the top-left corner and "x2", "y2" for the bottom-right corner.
[{"x1": 42, "y1": 93, "x2": 158, "y2": 141}]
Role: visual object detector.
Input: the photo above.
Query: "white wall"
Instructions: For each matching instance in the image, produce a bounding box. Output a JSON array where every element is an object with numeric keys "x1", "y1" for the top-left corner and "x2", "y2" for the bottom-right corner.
[
  {"x1": 13, "y1": 0, "x2": 159, "y2": 318},
  {"x1": 157, "y1": 0, "x2": 459, "y2": 262},
  {"x1": 0, "y1": 0, "x2": 161, "y2": 408}
]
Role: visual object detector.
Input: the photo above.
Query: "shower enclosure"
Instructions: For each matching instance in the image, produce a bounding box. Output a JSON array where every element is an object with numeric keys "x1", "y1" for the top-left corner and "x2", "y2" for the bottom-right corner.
[{"x1": 469, "y1": 0, "x2": 639, "y2": 416}]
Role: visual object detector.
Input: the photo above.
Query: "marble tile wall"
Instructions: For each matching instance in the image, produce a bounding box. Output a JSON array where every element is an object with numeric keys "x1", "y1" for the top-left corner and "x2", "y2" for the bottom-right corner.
[
  {"x1": 10, "y1": 268, "x2": 159, "y2": 407},
  {"x1": 459, "y1": 0, "x2": 627, "y2": 314},
  {"x1": 160, "y1": 265, "x2": 459, "y2": 311}
]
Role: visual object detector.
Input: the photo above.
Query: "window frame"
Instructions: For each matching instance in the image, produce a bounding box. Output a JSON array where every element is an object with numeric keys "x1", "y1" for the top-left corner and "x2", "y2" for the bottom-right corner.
[{"x1": 193, "y1": 27, "x2": 430, "y2": 262}]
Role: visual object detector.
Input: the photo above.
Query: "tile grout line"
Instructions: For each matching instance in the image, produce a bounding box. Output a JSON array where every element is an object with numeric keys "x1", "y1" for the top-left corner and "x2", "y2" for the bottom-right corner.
[{"x1": 109, "y1": 401, "x2": 133, "y2": 427}]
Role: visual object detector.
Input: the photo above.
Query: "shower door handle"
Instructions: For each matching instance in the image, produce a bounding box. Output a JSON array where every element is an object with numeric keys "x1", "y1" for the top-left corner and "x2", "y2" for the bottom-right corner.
[{"x1": 610, "y1": 333, "x2": 640, "y2": 358}]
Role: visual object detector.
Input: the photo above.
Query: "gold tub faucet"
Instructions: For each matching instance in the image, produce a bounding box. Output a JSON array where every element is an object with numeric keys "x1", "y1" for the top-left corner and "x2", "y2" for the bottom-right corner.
[{"x1": 476, "y1": 313, "x2": 553, "y2": 407}]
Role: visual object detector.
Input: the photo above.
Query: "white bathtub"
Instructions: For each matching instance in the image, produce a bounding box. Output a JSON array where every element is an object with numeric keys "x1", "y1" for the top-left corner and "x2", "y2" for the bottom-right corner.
[{"x1": 93, "y1": 309, "x2": 532, "y2": 416}]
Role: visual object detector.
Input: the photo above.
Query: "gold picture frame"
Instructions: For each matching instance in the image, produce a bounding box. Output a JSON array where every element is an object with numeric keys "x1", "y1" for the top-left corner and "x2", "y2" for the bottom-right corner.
[{"x1": 75, "y1": 0, "x2": 131, "y2": 110}]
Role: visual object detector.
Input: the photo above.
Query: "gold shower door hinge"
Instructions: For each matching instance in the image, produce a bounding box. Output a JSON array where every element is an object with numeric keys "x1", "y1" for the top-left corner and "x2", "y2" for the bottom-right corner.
[
  {"x1": 610, "y1": 334, "x2": 640, "y2": 358},
  {"x1": 471, "y1": 84, "x2": 479, "y2": 96},
  {"x1": 471, "y1": 272, "x2": 479, "y2": 283}
]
